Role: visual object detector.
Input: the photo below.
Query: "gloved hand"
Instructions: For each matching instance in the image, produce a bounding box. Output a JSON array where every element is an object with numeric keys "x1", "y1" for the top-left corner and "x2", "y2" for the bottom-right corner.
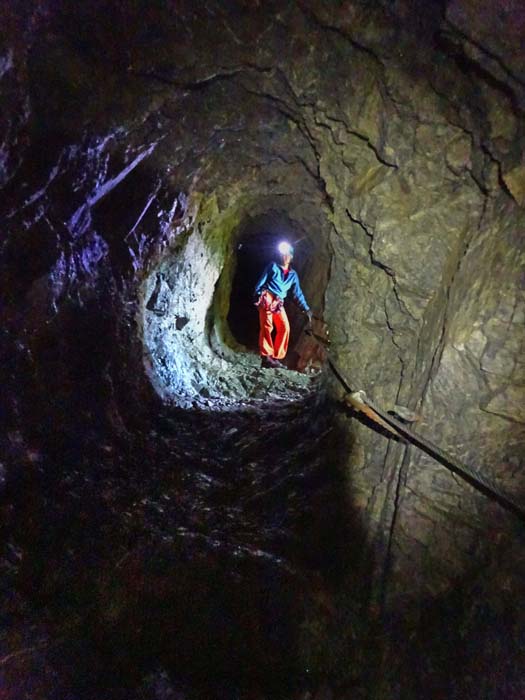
[{"x1": 306, "y1": 309, "x2": 313, "y2": 326}]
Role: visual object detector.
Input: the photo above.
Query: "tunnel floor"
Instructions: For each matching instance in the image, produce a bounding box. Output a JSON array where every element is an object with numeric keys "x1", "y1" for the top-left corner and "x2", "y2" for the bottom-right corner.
[{"x1": 1, "y1": 373, "x2": 365, "y2": 700}]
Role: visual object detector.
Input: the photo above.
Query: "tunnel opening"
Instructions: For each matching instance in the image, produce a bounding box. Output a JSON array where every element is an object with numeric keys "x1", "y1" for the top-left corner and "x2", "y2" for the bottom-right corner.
[
  {"x1": 140, "y1": 206, "x2": 328, "y2": 408},
  {"x1": 226, "y1": 211, "x2": 323, "y2": 371},
  {"x1": 227, "y1": 212, "x2": 315, "y2": 354}
]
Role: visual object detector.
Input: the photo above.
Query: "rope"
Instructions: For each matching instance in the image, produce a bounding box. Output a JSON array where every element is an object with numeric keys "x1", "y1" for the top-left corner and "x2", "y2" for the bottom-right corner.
[{"x1": 304, "y1": 329, "x2": 525, "y2": 522}]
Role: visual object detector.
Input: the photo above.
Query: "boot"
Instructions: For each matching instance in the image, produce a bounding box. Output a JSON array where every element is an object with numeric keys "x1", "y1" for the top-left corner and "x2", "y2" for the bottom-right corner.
[{"x1": 261, "y1": 356, "x2": 285, "y2": 369}]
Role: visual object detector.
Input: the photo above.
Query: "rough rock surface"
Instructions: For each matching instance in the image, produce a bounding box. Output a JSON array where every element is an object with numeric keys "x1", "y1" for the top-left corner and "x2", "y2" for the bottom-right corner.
[{"x1": 1, "y1": 1, "x2": 525, "y2": 698}]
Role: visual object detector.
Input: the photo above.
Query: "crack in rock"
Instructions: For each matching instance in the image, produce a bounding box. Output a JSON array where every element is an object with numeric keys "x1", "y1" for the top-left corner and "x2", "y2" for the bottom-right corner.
[
  {"x1": 314, "y1": 109, "x2": 398, "y2": 170},
  {"x1": 444, "y1": 17, "x2": 525, "y2": 90}
]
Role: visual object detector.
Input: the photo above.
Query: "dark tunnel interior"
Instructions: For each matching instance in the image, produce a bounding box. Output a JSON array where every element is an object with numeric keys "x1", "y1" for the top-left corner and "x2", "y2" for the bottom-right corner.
[
  {"x1": 1, "y1": 1, "x2": 525, "y2": 699},
  {"x1": 227, "y1": 213, "x2": 316, "y2": 360}
]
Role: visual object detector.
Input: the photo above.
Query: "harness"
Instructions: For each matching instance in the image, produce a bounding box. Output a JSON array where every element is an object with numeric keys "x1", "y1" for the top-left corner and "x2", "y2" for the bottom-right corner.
[{"x1": 256, "y1": 290, "x2": 284, "y2": 314}]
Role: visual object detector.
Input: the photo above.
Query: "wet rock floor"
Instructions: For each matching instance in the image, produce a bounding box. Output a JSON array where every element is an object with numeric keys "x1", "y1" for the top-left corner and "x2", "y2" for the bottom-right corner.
[{"x1": 1, "y1": 370, "x2": 366, "y2": 699}]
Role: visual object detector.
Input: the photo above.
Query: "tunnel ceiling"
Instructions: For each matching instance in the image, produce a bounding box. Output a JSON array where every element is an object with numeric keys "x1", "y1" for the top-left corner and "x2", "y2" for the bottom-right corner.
[{"x1": 1, "y1": 0, "x2": 525, "y2": 697}]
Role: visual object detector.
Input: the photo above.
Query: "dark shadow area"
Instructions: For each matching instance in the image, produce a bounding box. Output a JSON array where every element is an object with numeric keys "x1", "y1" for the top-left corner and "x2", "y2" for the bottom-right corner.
[
  {"x1": 227, "y1": 211, "x2": 316, "y2": 355},
  {"x1": 1, "y1": 386, "x2": 374, "y2": 699},
  {"x1": 383, "y1": 547, "x2": 525, "y2": 700}
]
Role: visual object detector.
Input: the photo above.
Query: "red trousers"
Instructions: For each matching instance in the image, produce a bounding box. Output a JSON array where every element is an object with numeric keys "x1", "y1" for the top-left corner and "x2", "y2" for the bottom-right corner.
[{"x1": 258, "y1": 291, "x2": 290, "y2": 359}]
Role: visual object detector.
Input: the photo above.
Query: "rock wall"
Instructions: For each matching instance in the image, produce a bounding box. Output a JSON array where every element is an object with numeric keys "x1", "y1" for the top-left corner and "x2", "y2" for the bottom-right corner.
[{"x1": 1, "y1": 1, "x2": 525, "y2": 697}]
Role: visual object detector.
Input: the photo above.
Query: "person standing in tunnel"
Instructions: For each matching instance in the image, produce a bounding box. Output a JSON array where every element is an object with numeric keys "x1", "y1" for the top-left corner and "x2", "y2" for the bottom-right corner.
[{"x1": 254, "y1": 241, "x2": 313, "y2": 369}]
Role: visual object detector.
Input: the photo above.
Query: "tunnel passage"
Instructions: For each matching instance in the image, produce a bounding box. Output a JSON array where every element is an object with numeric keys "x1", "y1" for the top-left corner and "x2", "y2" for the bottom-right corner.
[
  {"x1": 140, "y1": 206, "x2": 330, "y2": 408},
  {"x1": 2, "y1": 0, "x2": 525, "y2": 697},
  {"x1": 228, "y1": 212, "x2": 318, "y2": 363}
]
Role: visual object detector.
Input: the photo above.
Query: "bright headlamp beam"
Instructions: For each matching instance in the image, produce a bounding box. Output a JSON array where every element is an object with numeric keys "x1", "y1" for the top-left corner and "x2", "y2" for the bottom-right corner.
[{"x1": 278, "y1": 241, "x2": 293, "y2": 255}]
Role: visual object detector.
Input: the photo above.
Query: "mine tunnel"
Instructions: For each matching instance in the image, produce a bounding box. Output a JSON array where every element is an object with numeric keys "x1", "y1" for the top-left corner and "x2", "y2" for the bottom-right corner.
[
  {"x1": 1, "y1": 2, "x2": 525, "y2": 699},
  {"x1": 227, "y1": 213, "x2": 319, "y2": 361}
]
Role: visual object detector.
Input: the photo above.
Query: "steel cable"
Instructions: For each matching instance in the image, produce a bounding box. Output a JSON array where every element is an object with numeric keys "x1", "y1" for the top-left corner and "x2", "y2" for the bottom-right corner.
[{"x1": 305, "y1": 330, "x2": 525, "y2": 522}]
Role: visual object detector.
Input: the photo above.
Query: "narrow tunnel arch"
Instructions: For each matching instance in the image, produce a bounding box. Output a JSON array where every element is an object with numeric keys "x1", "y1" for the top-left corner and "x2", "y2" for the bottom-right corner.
[
  {"x1": 139, "y1": 204, "x2": 330, "y2": 408},
  {"x1": 227, "y1": 210, "x2": 319, "y2": 363}
]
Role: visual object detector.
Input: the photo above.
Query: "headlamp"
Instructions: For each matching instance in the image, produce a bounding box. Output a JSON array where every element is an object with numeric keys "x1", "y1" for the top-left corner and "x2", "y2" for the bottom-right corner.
[{"x1": 278, "y1": 241, "x2": 294, "y2": 257}]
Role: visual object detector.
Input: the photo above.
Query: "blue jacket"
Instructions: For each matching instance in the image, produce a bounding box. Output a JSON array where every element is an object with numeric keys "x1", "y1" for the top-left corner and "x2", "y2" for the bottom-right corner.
[{"x1": 254, "y1": 262, "x2": 310, "y2": 312}]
